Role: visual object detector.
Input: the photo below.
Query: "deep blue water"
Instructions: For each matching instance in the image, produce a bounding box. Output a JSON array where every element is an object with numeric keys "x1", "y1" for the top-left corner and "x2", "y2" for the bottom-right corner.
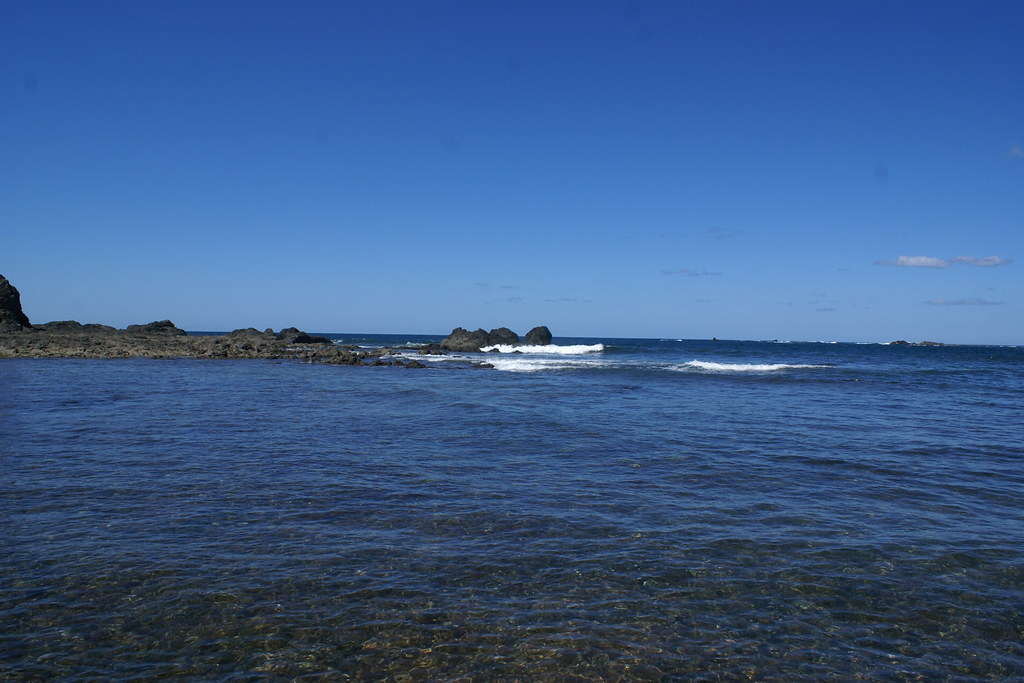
[{"x1": 2, "y1": 337, "x2": 1022, "y2": 680}]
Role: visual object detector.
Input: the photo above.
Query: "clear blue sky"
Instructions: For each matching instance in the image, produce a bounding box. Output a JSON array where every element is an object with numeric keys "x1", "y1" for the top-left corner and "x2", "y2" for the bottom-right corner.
[{"x1": 2, "y1": 0, "x2": 1021, "y2": 344}]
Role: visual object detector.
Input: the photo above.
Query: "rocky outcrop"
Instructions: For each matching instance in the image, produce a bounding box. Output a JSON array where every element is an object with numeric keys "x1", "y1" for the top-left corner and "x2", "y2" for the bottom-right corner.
[
  {"x1": 276, "y1": 327, "x2": 333, "y2": 344},
  {"x1": 439, "y1": 325, "x2": 552, "y2": 352},
  {"x1": 0, "y1": 273, "x2": 390, "y2": 364},
  {"x1": 126, "y1": 320, "x2": 187, "y2": 336},
  {"x1": 0, "y1": 321, "x2": 388, "y2": 364},
  {"x1": 0, "y1": 276, "x2": 543, "y2": 368},
  {"x1": 439, "y1": 328, "x2": 494, "y2": 352},
  {"x1": 488, "y1": 327, "x2": 520, "y2": 345},
  {"x1": 0, "y1": 274, "x2": 31, "y2": 331},
  {"x1": 35, "y1": 321, "x2": 117, "y2": 334},
  {"x1": 888, "y1": 340, "x2": 946, "y2": 346},
  {"x1": 525, "y1": 325, "x2": 552, "y2": 345}
]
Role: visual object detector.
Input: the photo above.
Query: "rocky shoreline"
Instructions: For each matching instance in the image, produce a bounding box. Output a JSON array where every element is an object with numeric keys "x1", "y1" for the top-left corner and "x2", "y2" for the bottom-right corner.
[{"x1": 0, "y1": 274, "x2": 552, "y2": 367}]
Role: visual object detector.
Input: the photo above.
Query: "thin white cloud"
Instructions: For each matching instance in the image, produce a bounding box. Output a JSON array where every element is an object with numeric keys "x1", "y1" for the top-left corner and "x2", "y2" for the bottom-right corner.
[
  {"x1": 662, "y1": 268, "x2": 723, "y2": 276},
  {"x1": 926, "y1": 297, "x2": 1004, "y2": 306},
  {"x1": 707, "y1": 227, "x2": 740, "y2": 240},
  {"x1": 878, "y1": 255, "x2": 1011, "y2": 268},
  {"x1": 1010, "y1": 145, "x2": 1024, "y2": 159},
  {"x1": 877, "y1": 255, "x2": 948, "y2": 268},
  {"x1": 952, "y1": 255, "x2": 1010, "y2": 267},
  {"x1": 544, "y1": 297, "x2": 593, "y2": 304}
]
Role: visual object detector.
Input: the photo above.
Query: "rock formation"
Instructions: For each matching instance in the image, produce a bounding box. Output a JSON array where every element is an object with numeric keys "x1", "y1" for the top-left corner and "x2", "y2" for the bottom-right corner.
[
  {"x1": 488, "y1": 327, "x2": 520, "y2": 345},
  {"x1": 0, "y1": 275, "x2": 396, "y2": 364},
  {"x1": 439, "y1": 328, "x2": 494, "y2": 352},
  {"x1": 0, "y1": 275, "x2": 550, "y2": 368},
  {"x1": 439, "y1": 325, "x2": 552, "y2": 352},
  {"x1": 888, "y1": 340, "x2": 946, "y2": 347},
  {"x1": 126, "y1": 320, "x2": 187, "y2": 335},
  {"x1": 0, "y1": 274, "x2": 32, "y2": 331},
  {"x1": 525, "y1": 325, "x2": 553, "y2": 345}
]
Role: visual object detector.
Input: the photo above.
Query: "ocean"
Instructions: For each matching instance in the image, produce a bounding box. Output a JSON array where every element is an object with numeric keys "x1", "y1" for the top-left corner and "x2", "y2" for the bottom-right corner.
[{"x1": 2, "y1": 336, "x2": 1022, "y2": 680}]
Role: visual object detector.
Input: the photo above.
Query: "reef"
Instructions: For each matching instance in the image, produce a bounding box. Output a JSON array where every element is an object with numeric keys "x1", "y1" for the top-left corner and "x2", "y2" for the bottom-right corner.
[
  {"x1": 0, "y1": 274, "x2": 422, "y2": 366},
  {"x1": 0, "y1": 275, "x2": 557, "y2": 367}
]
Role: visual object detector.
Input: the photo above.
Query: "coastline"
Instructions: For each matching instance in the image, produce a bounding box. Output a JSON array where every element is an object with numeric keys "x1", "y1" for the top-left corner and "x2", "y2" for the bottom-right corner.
[
  {"x1": 0, "y1": 323, "x2": 426, "y2": 366},
  {"x1": 0, "y1": 274, "x2": 434, "y2": 366}
]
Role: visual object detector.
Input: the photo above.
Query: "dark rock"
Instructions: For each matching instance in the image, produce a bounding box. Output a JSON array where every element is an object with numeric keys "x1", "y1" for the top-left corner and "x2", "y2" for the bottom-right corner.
[
  {"x1": 440, "y1": 327, "x2": 493, "y2": 352},
  {"x1": 82, "y1": 323, "x2": 119, "y2": 334},
  {"x1": 524, "y1": 325, "x2": 552, "y2": 345},
  {"x1": 37, "y1": 320, "x2": 83, "y2": 332},
  {"x1": 488, "y1": 327, "x2": 520, "y2": 345},
  {"x1": 440, "y1": 325, "x2": 554, "y2": 351},
  {"x1": 37, "y1": 321, "x2": 118, "y2": 335},
  {"x1": 888, "y1": 339, "x2": 942, "y2": 348},
  {"x1": 889, "y1": 339, "x2": 946, "y2": 347},
  {"x1": 292, "y1": 333, "x2": 333, "y2": 344},
  {"x1": 276, "y1": 327, "x2": 332, "y2": 344},
  {"x1": 0, "y1": 274, "x2": 32, "y2": 331},
  {"x1": 126, "y1": 320, "x2": 187, "y2": 336},
  {"x1": 418, "y1": 343, "x2": 445, "y2": 355}
]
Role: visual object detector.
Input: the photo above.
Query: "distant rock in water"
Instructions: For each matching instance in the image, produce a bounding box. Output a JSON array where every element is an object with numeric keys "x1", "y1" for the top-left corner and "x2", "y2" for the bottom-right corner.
[
  {"x1": 439, "y1": 325, "x2": 551, "y2": 352},
  {"x1": 525, "y1": 326, "x2": 552, "y2": 345},
  {"x1": 0, "y1": 274, "x2": 32, "y2": 331},
  {"x1": 888, "y1": 340, "x2": 946, "y2": 347}
]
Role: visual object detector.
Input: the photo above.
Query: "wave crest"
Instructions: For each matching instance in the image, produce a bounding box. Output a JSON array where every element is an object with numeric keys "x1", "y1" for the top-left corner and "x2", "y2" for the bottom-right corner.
[
  {"x1": 676, "y1": 360, "x2": 830, "y2": 373},
  {"x1": 479, "y1": 344, "x2": 605, "y2": 355}
]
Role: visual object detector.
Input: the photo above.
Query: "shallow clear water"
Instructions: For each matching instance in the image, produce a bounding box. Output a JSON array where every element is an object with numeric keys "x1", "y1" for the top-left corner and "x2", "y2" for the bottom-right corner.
[{"x1": 2, "y1": 338, "x2": 1022, "y2": 680}]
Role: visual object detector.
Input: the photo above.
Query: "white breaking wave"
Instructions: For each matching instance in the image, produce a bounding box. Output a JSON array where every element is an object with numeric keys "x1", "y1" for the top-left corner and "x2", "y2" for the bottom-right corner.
[
  {"x1": 675, "y1": 360, "x2": 830, "y2": 373},
  {"x1": 479, "y1": 343, "x2": 605, "y2": 355},
  {"x1": 484, "y1": 356, "x2": 607, "y2": 373}
]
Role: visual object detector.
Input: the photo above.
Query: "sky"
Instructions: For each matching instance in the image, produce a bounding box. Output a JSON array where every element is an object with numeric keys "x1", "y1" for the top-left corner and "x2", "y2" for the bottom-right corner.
[{"x1": 2, "y1": 0, "x2": 1021, "y2": 344}]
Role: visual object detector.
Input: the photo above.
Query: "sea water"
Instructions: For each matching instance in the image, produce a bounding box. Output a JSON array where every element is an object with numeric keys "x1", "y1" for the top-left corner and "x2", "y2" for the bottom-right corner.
[{"x1": 1, "y1": 337, "x2": 1022, "y2": 679}]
